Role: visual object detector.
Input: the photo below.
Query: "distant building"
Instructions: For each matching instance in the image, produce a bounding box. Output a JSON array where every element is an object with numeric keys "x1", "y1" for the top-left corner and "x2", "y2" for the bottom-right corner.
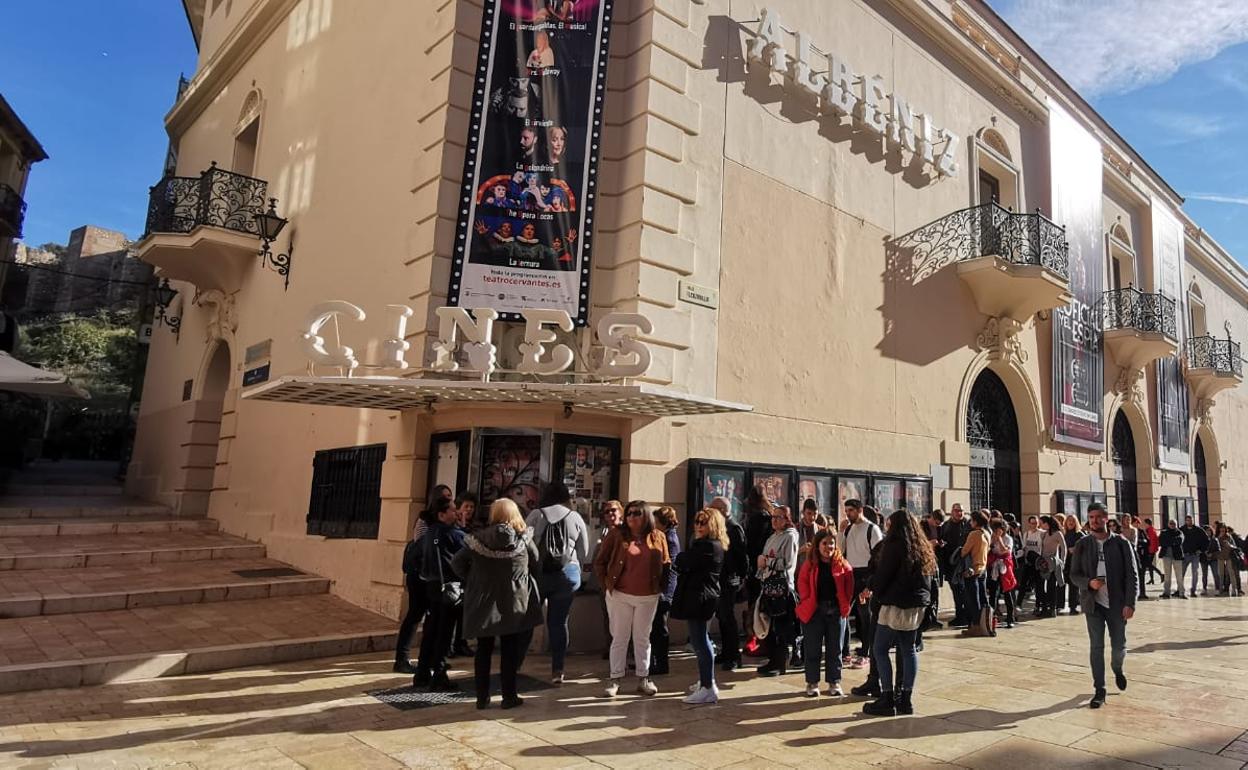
[
  {"x1": 1, "y1": 226, "x2": 153, "y2": 319},
  {"x1": 0, "y1": 93, "x2": 48, "y2": 351}
]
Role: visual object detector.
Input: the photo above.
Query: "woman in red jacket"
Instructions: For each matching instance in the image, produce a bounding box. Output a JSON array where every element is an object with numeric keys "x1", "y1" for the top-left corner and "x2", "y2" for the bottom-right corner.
[{"x1": 796, "y1": 529, "x2": 855, "y2": 697}]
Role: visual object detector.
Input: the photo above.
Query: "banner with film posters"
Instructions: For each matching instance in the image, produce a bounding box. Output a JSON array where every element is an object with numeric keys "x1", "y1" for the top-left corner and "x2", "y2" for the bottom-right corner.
[
  {"x1": 1152, "y1": 199, "x2": 1190, "y2": 472},
  {"x1": 447, "y1": 0, "x2": 615, "y2": 326}
]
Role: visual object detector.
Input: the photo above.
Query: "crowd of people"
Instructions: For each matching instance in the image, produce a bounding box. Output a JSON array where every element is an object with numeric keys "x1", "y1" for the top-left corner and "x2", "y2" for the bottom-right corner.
[{"x1": 394, "y1": 481, "x2": 1247, "y2": 712}]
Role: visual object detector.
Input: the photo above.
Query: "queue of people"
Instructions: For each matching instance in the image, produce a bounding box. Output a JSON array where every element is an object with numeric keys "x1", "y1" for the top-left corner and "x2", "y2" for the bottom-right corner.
[{"x1": 396, "y1": 481, "x2": 1245, "y2": 712}]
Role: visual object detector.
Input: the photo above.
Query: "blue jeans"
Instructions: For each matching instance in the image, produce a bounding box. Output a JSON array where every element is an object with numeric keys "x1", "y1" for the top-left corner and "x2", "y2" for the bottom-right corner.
[
  {"x1": 1184, "y1": 554, "x2": 1201, "y2": 595},
  {"x1": 965, "y1": 574, "x2": 987, "y2": 620},
  {"x1": 1084, "y1": 604, "x2": 1127, "y2": 690},
  {"x1": 872, "y1": 623, "x2": 918, "y2": 693},
  {"x1": 802, "y1": 607, "x2": 846, "y2": 685},
  {"x1": 687, "y1": 618, "x2": 715, "y2": 688},
  {"x1": 538, "y1": 563, "x2": 580, "y2": 674}
]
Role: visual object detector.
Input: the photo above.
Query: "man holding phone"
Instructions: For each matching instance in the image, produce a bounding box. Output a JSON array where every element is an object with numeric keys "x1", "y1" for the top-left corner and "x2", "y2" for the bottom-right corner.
[{"x1": 1069, "y1": 502, "x2": 1139, "y2": 709}]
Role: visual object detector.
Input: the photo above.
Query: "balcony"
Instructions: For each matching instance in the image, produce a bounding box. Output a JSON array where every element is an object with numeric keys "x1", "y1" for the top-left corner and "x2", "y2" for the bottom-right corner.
[
  {"x1": 939, "y1": 203, "x2": 1071, "y2": 323},
  {"x1": 133, "y1": 163, "x2": 267, "y2": 292},
  {"x1": 1102, "y1": 287, "x2": 1178, "y2": 371},
  {"x1": 1185, "y1": 335, "x2": 1242, "y2": 399},
  {"x1": 0, "y1": 183, "x2": 26, "y2": 238}
]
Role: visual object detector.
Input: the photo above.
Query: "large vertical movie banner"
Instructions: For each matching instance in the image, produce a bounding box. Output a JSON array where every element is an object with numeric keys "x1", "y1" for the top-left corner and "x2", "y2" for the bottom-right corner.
[
  {"x1": 1153, "y1": 200, "x2": 1190, "y2": 471},
  {"x1": 1049, "y1": 104, "x2": 1105, "y2": 449},
  {"x1": 448, "y1": 0, "x2": 614, "y2": 326}
]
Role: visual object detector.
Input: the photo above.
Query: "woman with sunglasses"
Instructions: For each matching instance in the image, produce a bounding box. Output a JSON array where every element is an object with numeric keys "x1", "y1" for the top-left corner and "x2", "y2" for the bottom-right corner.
[
  {"x1": 593, "y1": 500, "x2": 671, "y2": 698},
  {"x1": 756, "y1": 505, "x2": 800, "y2": 677},
  {"x1": 673, "y1": 507, "x2": 728, "y2": 704},
  {"x1": 796, "y1": 528, "x2": 854, "y2": 697}
]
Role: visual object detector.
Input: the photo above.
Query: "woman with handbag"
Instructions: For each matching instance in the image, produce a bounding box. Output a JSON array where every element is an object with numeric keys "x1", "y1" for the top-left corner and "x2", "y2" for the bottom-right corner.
[
  {"x1": 861, "y1": 510, "x2": 936, "y2": 717},
  {"x1": 673, "y1": 507, "x2": 727, "y2": 705},
  {"x1": 452, "y1": 498, "x2": 545, "y2": 709},
  {"x1": 756, "y1": 505, "x2": 800, "y2": 677},
  {"x1": 1035, "y1": 515, "x2": 1066, "y2": 618},
  {"x1": 796, "y1": 529, "x2": 854, "y2": 697},
  {"x1": 593, "y1": 500, "x2": 670, "y2": 698},
  {"x1": 987, "y1": 518, "x2": 1018, "y2": 629},
  {"x1": 413, "y1": 497, "x2": 467, "y2": 691}
]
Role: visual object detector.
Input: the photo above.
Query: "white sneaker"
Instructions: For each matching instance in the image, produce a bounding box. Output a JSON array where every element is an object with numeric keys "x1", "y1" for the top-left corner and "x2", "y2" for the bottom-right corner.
[
  {"x1": 551, "y1": 672, "x2": 564, "y2": 686},
  {"x1": 686, "y1": 681, "x2": 701, "y2": 695},
  {"x1": 637, "y1": 677, "x2": 658, "y2": 696},
  {"x1": 683, "y1": 685, "x2": 720, "y2": 705},
  {"x1": 804, "y1": 683, "x2": 819, "y2": 697},
  {"x1": 829, "y1": 682, "x2": 845, "y2": 697},
  {"x1": 604, "y1": 679, "x2": 621, "y2": 698}
]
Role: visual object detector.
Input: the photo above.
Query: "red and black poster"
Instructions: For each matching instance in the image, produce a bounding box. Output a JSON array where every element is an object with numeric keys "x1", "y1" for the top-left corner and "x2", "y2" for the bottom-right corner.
[{"x1": 447, "y1": 0, "x2": 615, "y2": 326}]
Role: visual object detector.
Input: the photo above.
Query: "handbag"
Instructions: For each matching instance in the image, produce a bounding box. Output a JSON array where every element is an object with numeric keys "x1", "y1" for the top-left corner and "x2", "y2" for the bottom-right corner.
[
  {"x1": 432, "y1": 536, "x2": 463, "y2": 606},
  {"x1": 759, "y1": 570, "x2": 795, "y2": 617}
]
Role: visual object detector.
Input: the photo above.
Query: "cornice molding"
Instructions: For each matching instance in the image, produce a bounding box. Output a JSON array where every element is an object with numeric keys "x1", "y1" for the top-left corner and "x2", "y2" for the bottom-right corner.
[{"x1": 166, "y1": 0, "x2": 300, "y2": 139}]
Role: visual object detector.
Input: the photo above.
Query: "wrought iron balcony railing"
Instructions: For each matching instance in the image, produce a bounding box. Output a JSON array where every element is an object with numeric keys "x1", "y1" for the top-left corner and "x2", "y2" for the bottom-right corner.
[
  {"x1": 144, "y1": 162, "x2": 267, "y2": 239},
  {"x1": 1103, "y1": 287, "x2": 1177, "y2": 339},
  {"x1": 900, "y1": 202, "x2": 1070, "y2": 281},
  {"x1": 1186, "y1": 335, "x2": 1242, "y2": 377},
  {"x1": 0, "y1": 182, "x2": 26, "y2": 237}
]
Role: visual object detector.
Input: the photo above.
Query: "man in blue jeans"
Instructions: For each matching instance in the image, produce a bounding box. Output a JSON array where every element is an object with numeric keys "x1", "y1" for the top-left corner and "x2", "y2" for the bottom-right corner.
[
  {"x1": 1179, "y1": 515, "x2": 1208, "y2": 596},
  {"x1": 1069, "y1": 503, "x2": 1139, "y2": 709}
]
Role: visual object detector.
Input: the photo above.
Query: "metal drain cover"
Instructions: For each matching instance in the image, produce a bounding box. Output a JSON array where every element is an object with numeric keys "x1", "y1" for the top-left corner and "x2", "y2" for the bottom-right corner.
[
  {"x1": 369, "y1": 674, "x2": 554, "y2": 710},
  {"x1": 233, "y1": 567, "x2": 306, "y2": 578}
]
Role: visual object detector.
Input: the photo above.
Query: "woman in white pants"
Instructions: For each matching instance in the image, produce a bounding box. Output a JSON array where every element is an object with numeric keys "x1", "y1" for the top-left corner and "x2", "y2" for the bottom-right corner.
[{"x1": 593, "y1": 500, "x2": 671, "y2": 697}]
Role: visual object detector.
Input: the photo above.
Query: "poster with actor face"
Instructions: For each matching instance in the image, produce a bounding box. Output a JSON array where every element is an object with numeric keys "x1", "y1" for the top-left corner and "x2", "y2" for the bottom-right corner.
[
  {"x1": 1049, "y1": 104, "x2": 1105, "y2": 449},
  {"x1": 448, "y1": 0, "x2": 614, "y2": 325}
]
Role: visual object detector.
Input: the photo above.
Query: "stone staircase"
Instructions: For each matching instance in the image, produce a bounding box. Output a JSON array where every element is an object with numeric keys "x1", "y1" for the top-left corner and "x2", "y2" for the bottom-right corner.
[{"x1": 0, "y1": 461, "x2": 396, "y2": 693}]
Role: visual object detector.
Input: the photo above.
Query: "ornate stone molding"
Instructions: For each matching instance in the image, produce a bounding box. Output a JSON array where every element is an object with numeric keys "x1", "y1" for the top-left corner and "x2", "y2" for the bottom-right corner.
[
  {"x1": 952, "y1": 6, "x2": 1021, "y2": 77},
  {"x1": 976, "y1": 316, "x2": 1027, "y2": 365},
  {"x1": 1113, "y1": 366, "x2": 1146, "y2": 407},
  {"x1": 194, "y1": 289, "x2": 238, "y2": 345},
  {"x1": 1196, "y1": 397, "x2": 1215, "y2": 426}
]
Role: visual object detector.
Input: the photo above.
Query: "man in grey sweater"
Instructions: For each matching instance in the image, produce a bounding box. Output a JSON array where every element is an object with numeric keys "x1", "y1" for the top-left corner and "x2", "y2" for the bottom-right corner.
[{"x1": 1069, "y1": 503, "x2": 1139, "y2": 709}]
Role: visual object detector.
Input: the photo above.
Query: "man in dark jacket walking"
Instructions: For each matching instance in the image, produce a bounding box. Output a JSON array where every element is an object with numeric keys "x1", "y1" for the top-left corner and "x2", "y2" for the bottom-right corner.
[
  {"x1": 711, "y1": 496, "x2": 749, "y2": 670},
  {"x1": 1069, "y1": 503, "x2": 1138, "y2": 709}
]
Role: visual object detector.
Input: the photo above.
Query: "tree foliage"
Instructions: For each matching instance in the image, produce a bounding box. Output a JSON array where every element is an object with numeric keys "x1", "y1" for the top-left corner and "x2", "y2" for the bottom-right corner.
[{"x1": 18, "y1": 309, "x2": 139, "y2": 399}]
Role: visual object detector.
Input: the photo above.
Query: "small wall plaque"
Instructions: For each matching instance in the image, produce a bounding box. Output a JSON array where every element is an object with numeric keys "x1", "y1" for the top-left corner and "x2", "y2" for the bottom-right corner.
[{"x1": 678, "y1": 279, "x2": 719, "y2": 309}]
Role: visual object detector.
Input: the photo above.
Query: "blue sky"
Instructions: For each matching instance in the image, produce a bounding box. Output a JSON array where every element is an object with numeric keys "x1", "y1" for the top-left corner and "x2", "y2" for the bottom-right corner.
[
  {"x1": 989, "y1": 0, "x2": 1248, "y2": 264},
  {"x1": 3, "y1": 2, "x2": 1247, "y2": 266},
  {"x1": 0, "y1": 2, "x2": 197, "y2": 247}
]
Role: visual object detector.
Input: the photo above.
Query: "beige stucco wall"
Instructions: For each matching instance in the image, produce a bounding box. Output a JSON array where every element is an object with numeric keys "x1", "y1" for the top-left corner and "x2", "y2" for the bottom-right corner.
[{"x1": 128, "y1": 0, "x2": 1248, "y2": 623}]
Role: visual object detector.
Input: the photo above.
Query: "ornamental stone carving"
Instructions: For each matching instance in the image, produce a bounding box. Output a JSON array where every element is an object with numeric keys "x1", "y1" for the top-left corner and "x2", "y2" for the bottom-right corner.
[
  {"x1": 1114, "y1": 366, "x2": 1146, "y2": 407},
  {"x1": 195, "y1": 289, "x2": 239, "y2": 345},
  {"x1": 976, "y1": 316, "x2": 1027, "y2": 365},
  {"x1": 1196, "y1": 397, "x2": 1215, "y2": 426}
]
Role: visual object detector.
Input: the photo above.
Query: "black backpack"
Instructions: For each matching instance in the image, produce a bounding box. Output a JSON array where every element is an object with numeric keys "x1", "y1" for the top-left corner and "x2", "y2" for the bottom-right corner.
[{"x1": 539, "y1": 512, "x2": 575, "y2": 574}]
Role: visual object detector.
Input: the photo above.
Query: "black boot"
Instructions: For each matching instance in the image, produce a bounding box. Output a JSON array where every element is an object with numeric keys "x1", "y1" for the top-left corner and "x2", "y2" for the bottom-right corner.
[
  {"x1": 895, "y1": 690, "x2": 914, "y2": 715},
  {"x1": 850, "y1": 679, "x2": 880, "y2": 697},
  {"x1": 394, "y1": 656, "x2": 417, "y2": 675},
  {"x1": 862, "y1": 691, "x2": 896, "y2": 716},
  {"x1": 412, "y1": 667, "x2": 431, "y2": 688},
  {"x1": 429, "y1": 669, "x2": 458, "y2": 692}
]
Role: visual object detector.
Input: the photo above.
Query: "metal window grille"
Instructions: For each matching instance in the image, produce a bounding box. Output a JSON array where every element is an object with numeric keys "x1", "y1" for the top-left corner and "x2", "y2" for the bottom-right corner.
[
  {"x1": 307, "y1": 443, "x2": 386, "y2": 539},
  {"x1": 1194, "y1": 438, "x2": 1209, "y2": 526},
  {"x1": 966, "y1": 370, "x2": 1021, "y2": 517},
  {"x1": 1110, "y1": 412, "x2": 1138, "y2": 515}
]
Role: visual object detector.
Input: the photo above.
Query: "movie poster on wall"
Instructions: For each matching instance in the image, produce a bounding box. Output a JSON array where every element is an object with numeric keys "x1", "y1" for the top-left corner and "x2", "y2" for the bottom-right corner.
[
  {"x1": 447, "y1": 0, "x2": 615, "y2": 325},
  {"x1": 1049, "y1": 104, "x2": 1105, "y2": 450},
  {"x1": 1152, "y1": 199, "x2": 1190, "y2": 472}
]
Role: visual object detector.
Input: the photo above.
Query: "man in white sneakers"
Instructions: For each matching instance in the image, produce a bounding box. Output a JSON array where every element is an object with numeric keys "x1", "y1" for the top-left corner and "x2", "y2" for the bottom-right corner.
[{"x1": 1069, "y1": 502, "x2": 1138, "y2": 709}]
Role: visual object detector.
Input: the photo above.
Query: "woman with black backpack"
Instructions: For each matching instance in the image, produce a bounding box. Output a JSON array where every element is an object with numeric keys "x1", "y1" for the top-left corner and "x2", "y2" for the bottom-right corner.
[{"x1": 525, "y1": 481, "x2": 590, "y2": 686}]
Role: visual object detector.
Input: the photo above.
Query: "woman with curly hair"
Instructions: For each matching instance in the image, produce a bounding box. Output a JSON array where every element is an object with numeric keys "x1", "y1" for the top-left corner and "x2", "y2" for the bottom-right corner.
[{"x1": 861, "y1": 509, "x2": 937, "y2": 717}]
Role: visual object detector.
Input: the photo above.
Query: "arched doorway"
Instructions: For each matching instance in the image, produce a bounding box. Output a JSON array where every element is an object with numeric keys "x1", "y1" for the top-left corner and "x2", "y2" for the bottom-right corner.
[
  {"x1": 202, "y1": 343, "x2": 230, "y2": 402},
  {"x1": 1194, "y1": 436, "x2": 1209, "y2": 525},
  {"x1": 1111, "y1": 411, "x2": 1138, "y2": 515},
  {"x1": 966, "y1": 369, "x2": 1021, "y2": 516}
]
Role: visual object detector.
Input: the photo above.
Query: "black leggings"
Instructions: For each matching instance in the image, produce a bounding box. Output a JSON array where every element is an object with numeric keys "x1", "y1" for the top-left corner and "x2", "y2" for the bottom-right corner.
[
  {"x1": 474, "y1": 632, "x2": 532, "y2": 700},
  {"x1": 987, "y1": 579, "x2": 1016, "y2": 623}
]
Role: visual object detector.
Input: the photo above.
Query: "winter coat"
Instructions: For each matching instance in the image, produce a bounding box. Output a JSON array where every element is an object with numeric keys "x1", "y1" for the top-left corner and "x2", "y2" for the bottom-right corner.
[
  {"x1": 450, "y1": 523, "x2": 544, "y2": 639},
  {"x1": 592, "y1": 527, "x2": 671, "y2": 595},
  {"x1": 795, "y1": 555, "x2": 854, "y2": 623},
  {"x1": 1159, "y1": 527, "x2": 1185, "y2": 560},
  {"x1": 660, "y1": 526, "x2": 681, "y2": 602},
  {"x1": 670, "y1": 537, "x2": 724, "y2": 622},
  {"x1": 744, "y1": 508, "x2": 773, "y2": 566},
  {"x1": 722, "y1": 517, "x2": 750, "y2": 590},
  {"x1": 417, "y1": 521, "x2": 465, "y2": 586},
  {"x1": 1069, "y1": 532, "x2": 1138, "y2": 614},
  {"x1": 868, "y1": 538, "x2": 931, "y2": 609},
  {"x1": 1181, "y1": 524, "x2": 1209, "y2": 556}
]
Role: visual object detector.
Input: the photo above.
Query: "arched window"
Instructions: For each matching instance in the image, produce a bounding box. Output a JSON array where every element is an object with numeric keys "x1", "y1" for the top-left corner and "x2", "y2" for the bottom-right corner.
[
  {"x1": 1107, "y1": 220, "x2": 1136, "y2": 291},
  {"x1": 232, "y1": 89, "x2": 263, "y2": 177},
  {"x1": 1188, "y1": 283, "x2": 1207, "y2": 338},
  {"x1": 973, "y1": 126, "x2": 1020, "y2": 210}
]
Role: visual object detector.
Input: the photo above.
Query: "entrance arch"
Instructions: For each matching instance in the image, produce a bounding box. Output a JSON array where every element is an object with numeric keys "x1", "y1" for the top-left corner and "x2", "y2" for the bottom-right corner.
[
  {"x1": 966, "y1": 369, "x2": 1021, "y2": 516},
  {"x1": 1110, "y1": 411, "x2": 1138, "y2": 515},
  {"x1": 1194, "y1": 435, "x2": 1209, "y2": 525},
  {"x1": 201, "y1": 342, "x2": 231, "y2": 401}
]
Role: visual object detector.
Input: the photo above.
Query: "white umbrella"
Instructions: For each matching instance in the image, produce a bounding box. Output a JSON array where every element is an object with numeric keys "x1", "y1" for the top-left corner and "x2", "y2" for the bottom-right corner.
[{"x1": 0, "y1": 352, "x2": 89, "y2": 398}]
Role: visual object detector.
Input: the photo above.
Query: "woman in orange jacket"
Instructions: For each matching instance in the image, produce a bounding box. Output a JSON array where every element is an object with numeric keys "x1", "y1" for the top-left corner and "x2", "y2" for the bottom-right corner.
[{"x1": 795, "y1": 529, "x2": 855, "y2": 697}]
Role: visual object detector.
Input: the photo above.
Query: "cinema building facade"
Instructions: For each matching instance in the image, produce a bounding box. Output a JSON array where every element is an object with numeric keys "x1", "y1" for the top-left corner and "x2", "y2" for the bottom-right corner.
[{"x1": 129, "y1": 0, "x2": 1247, "y2": 621}]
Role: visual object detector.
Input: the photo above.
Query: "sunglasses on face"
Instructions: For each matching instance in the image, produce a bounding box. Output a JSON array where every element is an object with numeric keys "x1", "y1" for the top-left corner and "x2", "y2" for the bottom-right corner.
[
  {"x1": 626, "y1": 510, "x2": 644, "y2": 517},
  {"x1": 694, "y1": 518, "x2": 709, "y2": 525}
]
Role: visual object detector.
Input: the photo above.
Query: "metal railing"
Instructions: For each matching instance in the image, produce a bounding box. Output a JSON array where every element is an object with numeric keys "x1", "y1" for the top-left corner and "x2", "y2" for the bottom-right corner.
[
  {"x1": 0, "y1": 182, "x2": 26, "y2": 237},
  {"x1": 901, "y1": 201, "x2": 1070, "y2": 281},
  {"x1": 1186, "y1": 335, "x2": 1242, "y2": 377},
  {"x1": 1103, "y1": 287, "x2": 1177, "y2": 339},
  {"x1": 144, "y1": 162, "x2": 268, "y2": 239}
]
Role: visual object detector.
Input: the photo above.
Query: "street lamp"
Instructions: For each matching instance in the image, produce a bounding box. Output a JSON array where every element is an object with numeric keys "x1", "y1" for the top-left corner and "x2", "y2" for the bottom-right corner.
[
  {"x1": 153, "y1": 278, "x2": 181, "y2": 342},
  {"x1": 254, "y1": 198, "x2": 293, "y2": 290}
]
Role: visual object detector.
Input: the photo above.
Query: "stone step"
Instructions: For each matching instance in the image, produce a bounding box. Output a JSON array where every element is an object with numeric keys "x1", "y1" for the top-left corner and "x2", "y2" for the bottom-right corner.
[
  {"x1": 0, "y1": 497, "x2": 173, "y2": 520},
  {"x1": 0, "y1": 516, "x2": 216, "y2": 539},
  {"x1": 0, "y1": 558, "x2": 329, "y2": 618},
  {"x1": 0, "y1": 531, "x2": 265, "y2": 571},
  {"x1": 3, "y1": 483, "x2": 124, "y2": 497},
  {"x1": 0, "y1": 594, "x2": 397, "y2": 693}
]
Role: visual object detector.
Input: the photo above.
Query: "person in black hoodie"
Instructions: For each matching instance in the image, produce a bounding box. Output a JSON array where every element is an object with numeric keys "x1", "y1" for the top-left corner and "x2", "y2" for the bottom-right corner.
[
  {"x1": 412, "y1": 497, "x2": 467, "y2": 691},
  {"x1": 710, "y1": 496, "x2": 749, "y2": 670},
  {"x1": 393, "y1": 484, "x2": 453, "y2": 673},
  {"x1": 861, "y1": 510, "x2": 937, "y2": 717}
]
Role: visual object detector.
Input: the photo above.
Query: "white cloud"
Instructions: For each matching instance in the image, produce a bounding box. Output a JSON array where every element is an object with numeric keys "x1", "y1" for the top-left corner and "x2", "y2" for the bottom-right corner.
[
  {"x1": 1186, "y1": 193, "x2": 1248, "y2": 207},
  {"x1": 1145, "y1": 111, "x2": 1230, "y2": 145},
  {"x1": 996, "y1": 0, "x2": 1248, "y2": 97}
]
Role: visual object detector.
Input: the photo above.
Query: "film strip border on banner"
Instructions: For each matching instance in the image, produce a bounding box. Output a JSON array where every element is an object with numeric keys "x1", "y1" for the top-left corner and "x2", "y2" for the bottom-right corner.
[{"x1": 446, "y1": 0, "x2": 616, "y2": 327}]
